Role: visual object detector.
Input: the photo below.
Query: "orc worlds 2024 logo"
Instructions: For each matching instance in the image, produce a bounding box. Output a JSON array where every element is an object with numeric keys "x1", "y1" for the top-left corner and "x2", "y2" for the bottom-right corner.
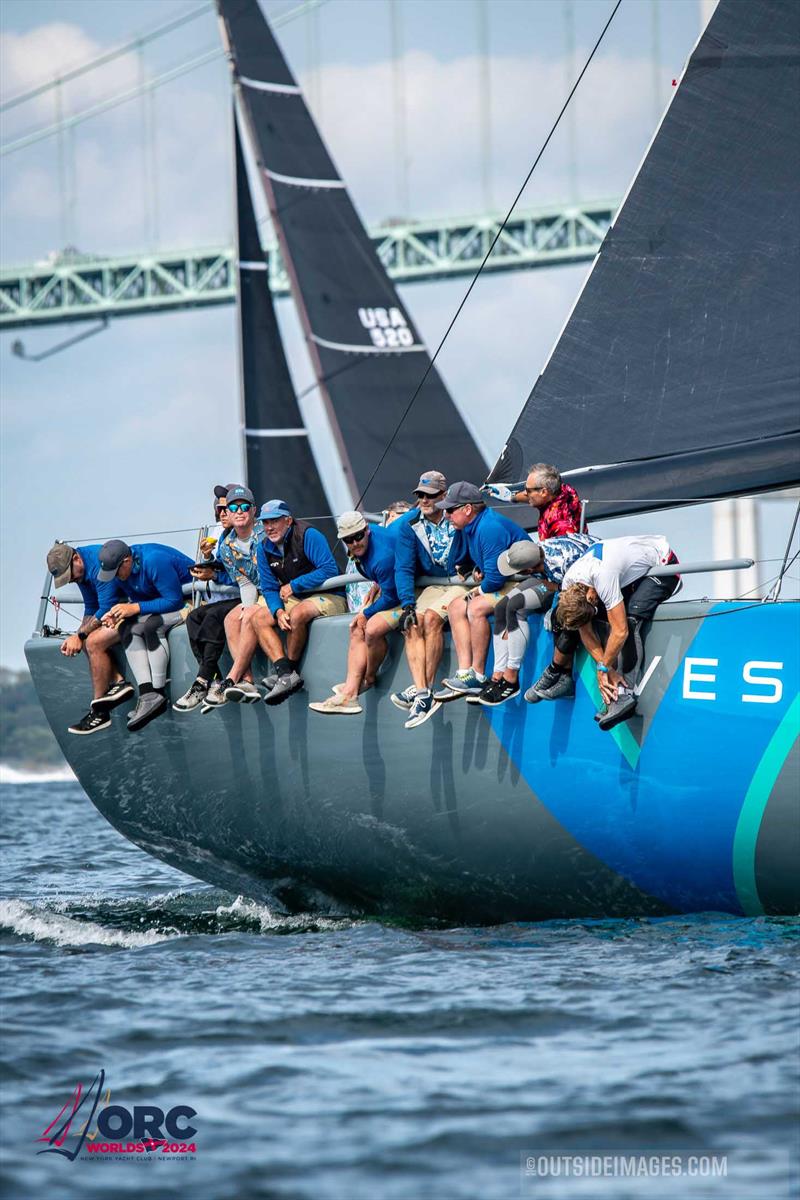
[{"x1": 36, "y1": 1071, "x2": 198, "y2": 1161}]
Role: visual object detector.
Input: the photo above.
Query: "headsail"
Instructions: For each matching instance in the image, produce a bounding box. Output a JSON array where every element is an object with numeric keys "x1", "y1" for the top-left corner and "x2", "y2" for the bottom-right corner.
[
  {"x1": 489, "y1": 0, "x2": 800, "y2": 518},
  {"x1": 217, "y1": 0, "x2": 487, "y2": 511},
  {"x1": 234, "y1": 114, "x2": 331, "y2": 519}
]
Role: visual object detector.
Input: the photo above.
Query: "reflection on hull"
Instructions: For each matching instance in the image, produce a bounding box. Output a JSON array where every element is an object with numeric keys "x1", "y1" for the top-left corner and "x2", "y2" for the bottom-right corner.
[{"x1": 25, "y1": 600, "x2": 800, "y2": 922}]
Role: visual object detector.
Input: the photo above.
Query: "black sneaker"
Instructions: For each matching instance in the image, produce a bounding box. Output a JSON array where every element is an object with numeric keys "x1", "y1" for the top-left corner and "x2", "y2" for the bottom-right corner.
[
  {"x1": 91, "y1": 680, "x2": 134, "y2": 711},
  {"x1": 479, "y1": 679, "x2": 520, "y2": 707},
  {"x1": 68, "y1": 709, "x2": 111, "y2": 736}
]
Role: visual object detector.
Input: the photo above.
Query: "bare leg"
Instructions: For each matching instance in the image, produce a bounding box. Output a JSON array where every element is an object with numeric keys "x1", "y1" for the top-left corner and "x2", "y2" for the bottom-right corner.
[
  {"x1": 364, "y1": 614, "x2": 392, "y2": 686},
  {"x1": 339, "y1": 624, "x2": 368, "y2": 700},
  {"x1": 224, "y1": 605, "x2": 260, "y2": 683},
  {"x1": 447, "y1": 596, "x2": 472, "y2": 671},
  {"x1": 466, "y1": 595, "x2": 494, "y2": 675},
  {"x1": 403, "y1": 622, "x2": 427, "y2": 691},
  {"x1": 422, "y1": 611, "x2": 445, "y2": 686},
  {"x1": 247, "y1": 607, "x2": 285, "y2": 673},
  {"x1": 284, "y1": 600, "x2": 316, "y2": 663},
  {"x1": 85, "y1": 626, "x2": 122, "y2": 700}
]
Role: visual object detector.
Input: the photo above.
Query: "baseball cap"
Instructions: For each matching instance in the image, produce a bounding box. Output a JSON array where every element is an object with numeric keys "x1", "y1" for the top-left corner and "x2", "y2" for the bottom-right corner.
[
  {"x1": 336, "y1": 511, "x2": 368, "y2": 539},
  {"x1": 46, "y1": 542, "x2": 74, "y2": 589},
  {"x1": 497, "y1": 540, "x2": 543, "y2": 577},
  {"x1": 214, "y1": 483, "x2": 237, "y2": 499},
  {"x1": 414, "y1": 470, "x2": 446, "y2": 496},
  {"x1": 435, "y1": 481, "x2": 484, "y2": 510},
  {"x1": 97, "y1": 539, "x2": 132, "y2": 581},
  {"x1": 226, "y1": 485, "x2": 255, "y2": 506},
  {"x1": 259, "y1": 499, "x2": 292, "y2": 521}
]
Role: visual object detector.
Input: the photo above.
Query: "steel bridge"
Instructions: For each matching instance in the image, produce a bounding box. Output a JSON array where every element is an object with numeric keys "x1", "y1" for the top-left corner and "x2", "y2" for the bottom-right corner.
[{"x1": 0, "y1": 200, "x2": 615, "y2": 330}]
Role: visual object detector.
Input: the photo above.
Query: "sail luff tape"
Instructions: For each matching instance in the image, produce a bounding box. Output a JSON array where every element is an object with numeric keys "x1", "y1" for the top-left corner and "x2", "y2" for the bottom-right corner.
[
  {"x1": 239, "y1": 260, "x2": 268, "y2": 271},
  {"x1": 239, "y1": 76, "x2": 301, "y2": 95},
  {"x1": 265, "y1": 167, "x2": 345, "y2": 189},
  {"x1": 244, "y1": 427, "x2": 309, "y2": 438},
  {"x1": 309, "y1": 333, "x2": 426, "y2": 354}
]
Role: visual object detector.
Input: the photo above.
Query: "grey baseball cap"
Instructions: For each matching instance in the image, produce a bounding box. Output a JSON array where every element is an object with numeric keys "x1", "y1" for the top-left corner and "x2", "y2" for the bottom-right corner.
[
  {"x1": 46, "y1": 542, "x2": 75, "y2": 588},
  {"x1": 226, "y1": 484, "x2": 255, "y2": 506},
  {"x1": 97, "y1": 539, "x2": 132, "y2": 581},
  {"x1": 435, "y1": 481, "x2": 484, "y2": 510},
  {"x1": 497, "y1": 540, "x2": 544, "y2": 577}
]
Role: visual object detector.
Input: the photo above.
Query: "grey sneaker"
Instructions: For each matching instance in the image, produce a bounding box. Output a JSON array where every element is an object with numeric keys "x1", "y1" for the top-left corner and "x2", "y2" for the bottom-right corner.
[
  {"x1": 225, "y1": 679, "x2": 260, "y2": 703},
  {"x1": 173, "y1": 679, "x2": 208, "y2": 712},
  {"x1": 405, "y1": 691, "x2": 441, "y2": 729},
  {"x1": 127, "y1": 692, "x2": 168, "y2": 732},
  {"x1": 535, "y1": 672, "x2": 575, "y2": 701},
  {"x1": 204, "y1": 679, "x2": 227, "y2": 707},
  {"x1": 261, "y1": 673, "x2": 278, "y2": 692},
  {"x1": 390, "y1": 684, "x2": 417, "y2": 711},
  {"x1": 263, "y1": 671, "x2": 303, "y2": 706},
  {"x1": 441, "y1": 670, "x2": 485, "y2": 697},
  {"x1": 597, "y1": 691, "x2": 637, "y2": 731}
]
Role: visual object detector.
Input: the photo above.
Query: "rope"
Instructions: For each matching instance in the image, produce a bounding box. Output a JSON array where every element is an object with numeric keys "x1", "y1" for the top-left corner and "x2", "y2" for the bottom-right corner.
[{"x1": 354, "y1": 0, "x2": 623, "y2": 508}]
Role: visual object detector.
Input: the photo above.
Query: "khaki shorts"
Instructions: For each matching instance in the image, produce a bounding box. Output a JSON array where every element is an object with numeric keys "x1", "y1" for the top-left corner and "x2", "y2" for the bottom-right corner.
[
  {"x1": 465, "y1": 581, "x2": 517, "y2": 609},
  {"x1": 284, "y1": 592, "x2": 347, "y2": 618},
  {"x1": 416, "y1": 583, "x2": 471, "y2": 621}
]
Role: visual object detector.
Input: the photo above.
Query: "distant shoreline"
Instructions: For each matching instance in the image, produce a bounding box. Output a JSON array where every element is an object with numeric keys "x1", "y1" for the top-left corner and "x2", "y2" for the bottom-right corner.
[{"x1": 0, "y1": 762, "x2": 76, "y2": 784}]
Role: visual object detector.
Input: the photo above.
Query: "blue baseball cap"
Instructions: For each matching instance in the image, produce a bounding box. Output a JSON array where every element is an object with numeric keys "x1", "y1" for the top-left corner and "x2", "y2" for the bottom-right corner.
[{"x1": 259, "y1": 499, "x2": 292, "y2": 521}]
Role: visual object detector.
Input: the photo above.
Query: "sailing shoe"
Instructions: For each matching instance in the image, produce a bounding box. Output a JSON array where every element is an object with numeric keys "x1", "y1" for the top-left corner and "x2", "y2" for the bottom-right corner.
[
  {"x1": 205, "y1": 679, "x2": 229, "y2": 707},
  {"x1": 226, "y1": 680, "x2": 260, "y2": 703},
  {"x1": 479, "y1": 680, "x2": 520, "y2": 707},
  {"x1": 264, "y1": 671, "x2": 303, "y2": 706},
  {"x1": 535, "y1": 672, "x2": 575, "y2": 701},
  {"x1": 127, "y1": 692, "x2": 168, "y2": 733},
  {"x1": 467, "y1": 677, "x2": 499, "y2": 705},
  {"x1": 441, "y1": 670, "x2": 485, "y2": 697},
  {"x1": 390, "y1": 684, "x2": 418, "y2": 711},
  {"x1": 91, "y1": 679, "x2": 134, "y2": 711},
  {"x1": 405, "y1": 691, "x2": 441, "y2": 729},
  {"x1": 308, "y1": 693, "x2": 363, "y2": 715},
  {"x1": 261, "y1": 673, "x2": 278, "y2": 692},
  {"x1": 68, "y1": 709, "x2": 111, "y2": 736},
  {"x1": 173, "y1": 680, "x2": 208, "y2": 712},
  {"x1": 597, "y1": 692, "x2": 637, "y2": 731}
]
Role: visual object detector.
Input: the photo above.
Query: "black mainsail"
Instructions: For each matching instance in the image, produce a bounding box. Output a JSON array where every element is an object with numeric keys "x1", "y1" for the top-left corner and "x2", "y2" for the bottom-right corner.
[
  {"x1": 234, "y1": 115, "x2": 330, "y2": 519},
  {"x1": 489, "y1": 0, "x2": 800, "y2": 518},
  {"x1": 217, "y1": 0, "x2": 487, "y2": 511}
]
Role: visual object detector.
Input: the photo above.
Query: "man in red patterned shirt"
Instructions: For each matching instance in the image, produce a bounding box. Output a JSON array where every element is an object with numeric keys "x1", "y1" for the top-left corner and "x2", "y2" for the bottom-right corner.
[{"x1": 521, "y1": 464, "x2": 585, "y2": 539}]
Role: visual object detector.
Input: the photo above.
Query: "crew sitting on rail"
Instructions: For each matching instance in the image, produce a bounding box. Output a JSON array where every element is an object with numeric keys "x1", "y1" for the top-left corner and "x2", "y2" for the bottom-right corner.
[
  {"x1": 46, "y1": 541, "x2": 132, "y2": 737},
  {"x1": 250, "y1": 499, "x2": 345, "y2": 706},
  {"x1": 482, "y1": 462, "x2": 585, "y2": 539},
  {"x1": 97, "y1": 539, "x2": 194, "y2": 733},
  {"x1": 390, "y1": 470, "x2": 468, "y2": 730},
  {"x1": 174, "y1": 488, "x2": 241, "y2": 713},
  {"x1": 529, "y1": 534, "x2": 680, "y2": 730},
  {"x1": 477, "y1": 532, "x2": 599, "y2": 707},
  {"x1": 434, "y1": 482, "x2": 523, "y2": 700},
  {"x1": 308, "y1": 510, "x2": 403, "y2": 716},
  {"x1": 200, "y1": 484, "x2": 268, "y2": 709}
]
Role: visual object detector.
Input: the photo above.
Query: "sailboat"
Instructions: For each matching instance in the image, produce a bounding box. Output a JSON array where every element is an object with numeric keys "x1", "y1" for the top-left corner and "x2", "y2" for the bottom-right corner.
[{"x1": 25, "y1": 0, "x2": 798, "y2": 921}]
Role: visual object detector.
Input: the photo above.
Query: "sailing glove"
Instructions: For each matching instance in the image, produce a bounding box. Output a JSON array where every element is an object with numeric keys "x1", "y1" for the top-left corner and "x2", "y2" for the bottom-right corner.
[{"x1": 400, "y1": 604, "x2": 418, "y2": 632}]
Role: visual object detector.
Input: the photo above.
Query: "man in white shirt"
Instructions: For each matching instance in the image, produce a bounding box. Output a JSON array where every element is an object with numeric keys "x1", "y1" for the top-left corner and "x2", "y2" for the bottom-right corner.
[{"x1": 528, "y1": 534, "x2": 679, "y2": 730}]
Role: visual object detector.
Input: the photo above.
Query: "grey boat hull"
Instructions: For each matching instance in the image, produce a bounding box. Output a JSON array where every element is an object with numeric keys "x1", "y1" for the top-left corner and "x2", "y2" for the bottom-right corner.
[{"x1": 24, "y1": 599, "x2": 800, "y2": 922}]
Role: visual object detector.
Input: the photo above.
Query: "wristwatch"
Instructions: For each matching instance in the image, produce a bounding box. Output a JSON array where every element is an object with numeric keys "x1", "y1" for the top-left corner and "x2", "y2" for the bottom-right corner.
[
  {"x1": 77, "y1": 631, "x2": 89, "y2": 642},
  {"x1": 596, "y1": 663, "x2": 609, "y2": 674}
]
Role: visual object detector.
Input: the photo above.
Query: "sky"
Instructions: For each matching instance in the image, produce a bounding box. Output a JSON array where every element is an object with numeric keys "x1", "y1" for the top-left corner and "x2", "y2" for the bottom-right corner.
[{"x1": 1, "y1": 0, "x2": 797, "y2": 667}]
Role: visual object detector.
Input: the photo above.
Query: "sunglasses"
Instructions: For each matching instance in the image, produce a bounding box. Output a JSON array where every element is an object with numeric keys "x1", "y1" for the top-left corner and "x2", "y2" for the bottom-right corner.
[
  {"x1": 215, "y1": 505, "x2": 228, "y2": 516},
  {"x1": 342, "y1": 530, "x2": 367, "y2": 546},
  {"x1": 228, "y1": 501, "x2": 253, "y2": 513},
  {"x1": 444, "y1": 503, "x2": 467, "y2": 514},
  {"x1": 414, "y1": 489, "x2": 444, "y2": 499}
]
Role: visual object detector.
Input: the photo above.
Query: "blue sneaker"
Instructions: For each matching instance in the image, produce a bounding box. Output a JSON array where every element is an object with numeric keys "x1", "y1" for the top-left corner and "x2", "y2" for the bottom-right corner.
[{"x1": 390, "y1": 684, "x2": 417, "y2": 711}]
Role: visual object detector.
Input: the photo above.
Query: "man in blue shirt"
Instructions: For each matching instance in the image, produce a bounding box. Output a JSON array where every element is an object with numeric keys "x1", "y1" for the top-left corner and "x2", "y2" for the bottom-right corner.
[
  {"x1": 435, "y1": 482, "x2": 523, "y2": 699},
  {"x1": 98, "y1": 539, "x2": 193, "y2": 732},
  {"x1": 308, "y1": 511, "x2": 400, "y2": 716},
  {"x1": 251, "y1": 499, "x2": 346, "y2": 705},
  {"x1": 391, "y1": 470, "x2": 469, "y2": 729},
  {"x1": 46, "y1": 541, "x2": 133, "y2": 736}
]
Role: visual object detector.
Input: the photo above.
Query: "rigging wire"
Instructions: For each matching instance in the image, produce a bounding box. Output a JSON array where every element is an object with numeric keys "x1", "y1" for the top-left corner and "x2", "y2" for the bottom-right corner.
[{"x1": 354, "y1": 0, "x2": 622, "y2": 508}]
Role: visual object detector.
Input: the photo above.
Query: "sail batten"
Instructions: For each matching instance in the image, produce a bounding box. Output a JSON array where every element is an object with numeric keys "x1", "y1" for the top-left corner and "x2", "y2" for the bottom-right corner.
[
  {"x1": 490, "y1": 0, "x2": 800, "y2": 517},
  {"x1": 217, "y1": 0, "x2": 487, "y2": 510}
]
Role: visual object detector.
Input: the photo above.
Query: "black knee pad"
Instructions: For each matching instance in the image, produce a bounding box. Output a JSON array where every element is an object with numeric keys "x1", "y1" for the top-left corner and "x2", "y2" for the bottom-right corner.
[
  {"x1": 555, "y1": 627, "x2": 580, "y2": 656},
  {"x1": 494, "y1": 596, "x2": 510, "y2": 635},
  {"x1": 505, "y1": 590, "x2": 527, "y2": 633},
  {"x1": 139, "y1": 613, "x2": 165, "y2": 651}
]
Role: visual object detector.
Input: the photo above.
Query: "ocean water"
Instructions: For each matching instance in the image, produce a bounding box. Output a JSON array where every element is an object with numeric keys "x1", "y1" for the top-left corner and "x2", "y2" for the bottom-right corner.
[{"x1": 0, "y1": 781, "x2": 797, "y2": 1200}]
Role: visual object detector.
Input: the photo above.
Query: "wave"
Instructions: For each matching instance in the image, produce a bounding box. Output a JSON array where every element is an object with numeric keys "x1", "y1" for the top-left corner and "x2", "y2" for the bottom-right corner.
[
  {"x1": 0, "y1": 763, "x2": 76, "y2": 785},
  {"x1": 0, "y1": 891, "x2": 359, "y2": 948}
]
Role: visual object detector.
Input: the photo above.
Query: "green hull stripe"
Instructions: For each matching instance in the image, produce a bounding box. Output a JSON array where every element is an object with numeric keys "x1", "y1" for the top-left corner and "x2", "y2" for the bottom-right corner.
[
  {"x1": 577, "y1": 653, "x2": 640, "y2": 769},
  {"x1": 733, "y1": 693, "x2": 800, "y2": 917}
]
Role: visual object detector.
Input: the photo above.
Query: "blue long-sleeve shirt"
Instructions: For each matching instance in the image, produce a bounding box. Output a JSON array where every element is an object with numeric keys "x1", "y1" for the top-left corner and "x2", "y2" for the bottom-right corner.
[
  {"x1": 394, "y1": 511, "x2": 463, "y2": 608},
  {"x1": 75, "y1": 544, "x2": 125, "y2": 619},
  {"x1": 459, "y1": 508, "x2": 523, "y2": 593},
  {"x1": 353, "y1": 524, "x2": 401, "y2": 619},
  {"x1": 103, "y1": 543, "x2": 194, "y2": 615},
  {"x1": 257, "y1": 524, "x2": 340, "y2": 617}
]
